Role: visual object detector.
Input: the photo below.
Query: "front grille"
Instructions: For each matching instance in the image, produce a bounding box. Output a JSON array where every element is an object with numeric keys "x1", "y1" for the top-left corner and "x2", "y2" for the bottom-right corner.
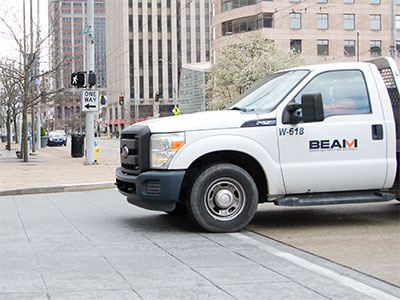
[{"x1": 120, "y1": 125, "x2": 151, "y2": 175}]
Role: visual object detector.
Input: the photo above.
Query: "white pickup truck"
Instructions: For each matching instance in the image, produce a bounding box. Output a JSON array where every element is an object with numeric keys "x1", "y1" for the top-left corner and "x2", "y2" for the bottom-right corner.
[{"x1": 116, "y1": 57, "x2": 399, "y2": 233}]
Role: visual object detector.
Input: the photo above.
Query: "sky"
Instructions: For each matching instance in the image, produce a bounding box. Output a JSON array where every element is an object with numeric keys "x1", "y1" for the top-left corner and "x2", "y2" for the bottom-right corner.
[{"x1": 0, "y1": 0, "x2": 48, "y2": 62}]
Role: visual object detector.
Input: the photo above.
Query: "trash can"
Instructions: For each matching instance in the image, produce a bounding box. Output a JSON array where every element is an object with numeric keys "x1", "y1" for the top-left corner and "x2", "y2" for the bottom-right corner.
[{"x1": 71, "y1": 134, "x2": 84, "y2": 157}]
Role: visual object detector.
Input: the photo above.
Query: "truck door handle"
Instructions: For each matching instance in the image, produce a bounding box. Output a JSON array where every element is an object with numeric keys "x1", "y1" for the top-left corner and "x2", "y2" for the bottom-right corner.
[{"x1": 372, "y1": 124, "x2": 383, "y2": 140}]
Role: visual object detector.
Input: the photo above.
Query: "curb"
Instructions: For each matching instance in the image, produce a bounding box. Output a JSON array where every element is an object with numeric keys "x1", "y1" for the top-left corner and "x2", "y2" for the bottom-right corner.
[{"x1": 0, "y1": 182, "x2": 115, "y2": 196}]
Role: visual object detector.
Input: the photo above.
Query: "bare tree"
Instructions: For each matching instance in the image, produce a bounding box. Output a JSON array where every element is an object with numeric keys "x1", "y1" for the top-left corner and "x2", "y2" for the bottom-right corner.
[
  {"x1": 0, "y1": 60, "x2": 21, "y2": 150},
  {"x1": 0, "y1": 5, "x2": 66, "y2": 162}
]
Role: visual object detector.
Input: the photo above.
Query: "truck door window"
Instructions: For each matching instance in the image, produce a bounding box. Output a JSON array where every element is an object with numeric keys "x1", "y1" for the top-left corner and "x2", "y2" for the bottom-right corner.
[{"x1": 293, "y1": 70, "x2": 371, "y2": 118}]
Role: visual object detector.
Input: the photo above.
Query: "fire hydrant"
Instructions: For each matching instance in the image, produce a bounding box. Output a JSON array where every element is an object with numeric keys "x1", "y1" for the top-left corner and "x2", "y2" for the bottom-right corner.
[{"x1": 94, "y1": 141, "x2": 99, "y2": 163}]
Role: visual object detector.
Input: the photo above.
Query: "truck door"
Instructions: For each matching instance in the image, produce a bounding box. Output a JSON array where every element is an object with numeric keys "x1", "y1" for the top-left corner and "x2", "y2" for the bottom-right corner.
[{"x1": 277, "y1": 68, "x2": 388, "y2": 194}]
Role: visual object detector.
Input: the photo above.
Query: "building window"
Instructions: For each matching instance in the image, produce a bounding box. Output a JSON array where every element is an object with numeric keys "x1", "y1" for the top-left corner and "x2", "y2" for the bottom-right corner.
[
  {"x1": 263, "y1": 13, "x2": 273, "y2": 28},
  {"x1": 290, "y1": 39, "x2": 302, "y2": 53},
  {"x1": 370, "y1": 15, "x2": 381, "y2": 30},
  {"x1": 370, "y1": 0, "x2": 380, "y2": 3},
  {"x1": 344, "y1": 14, "x2": 354, "y2": 30},
  {"x1": 290, "y1": 13, "x2": 301, "y2": 29},
  {"x1": 396, "y1": 15, "x2": 400, "y2": 30},
  {"x1": 317, "y1": 13, "x2": 328, "y2": 29},
  {"x1": 344, "y1": 0, "x2": 354, "y2": 3},
  {"x1": 221, "y1": 0, "x2": 265, "y2": 12},
  {"x1": 317, "y1": 40, "x2": 329, "y2": 55},
  {"x1": 344, "y1": 40, "x2": 355, "y2": 56},
  {"x1": 221, "y1": 13, "x2": 268, "y2": 36},
  {"x1": 370, "y1": 40, "x2": 381, "y2": 56},
  {"x1": 317, "y1": 0, "x2": 327, "y2": 2}
]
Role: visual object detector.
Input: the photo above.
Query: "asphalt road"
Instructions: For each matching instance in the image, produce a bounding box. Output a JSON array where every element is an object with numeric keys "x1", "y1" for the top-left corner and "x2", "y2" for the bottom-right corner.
[
  {"x1": 1, "y1": 189, "x2": 399, "y2": 300},
  {"x1": 95, "y1": 137, "x2": 400, "y2": 286},
  {"x1": 247, "y1": 201, "x2": 400, "y2": 286}
]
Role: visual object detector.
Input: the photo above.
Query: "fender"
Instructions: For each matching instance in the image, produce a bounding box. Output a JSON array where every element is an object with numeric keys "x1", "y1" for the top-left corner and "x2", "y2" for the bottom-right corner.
[{"x1": 169, "y1": 131, "x2": 286, "y2": 195}]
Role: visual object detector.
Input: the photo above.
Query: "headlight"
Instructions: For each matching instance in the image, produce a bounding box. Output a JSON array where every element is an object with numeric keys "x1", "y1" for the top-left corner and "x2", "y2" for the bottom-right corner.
[{"x1": 150, "y1": 132, "x2": 185, "y2": 169}]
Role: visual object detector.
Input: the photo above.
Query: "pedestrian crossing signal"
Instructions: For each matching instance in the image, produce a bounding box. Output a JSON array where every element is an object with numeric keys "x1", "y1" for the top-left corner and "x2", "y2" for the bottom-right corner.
[{"x1": 71, "y1": 72, "x2": 85, "y2": 88}]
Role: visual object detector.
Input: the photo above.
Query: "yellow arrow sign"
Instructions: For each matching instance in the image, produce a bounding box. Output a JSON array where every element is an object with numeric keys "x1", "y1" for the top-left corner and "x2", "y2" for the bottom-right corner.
[{"x1": 172, "y1": 106, "x2": 180, "y2": 115}]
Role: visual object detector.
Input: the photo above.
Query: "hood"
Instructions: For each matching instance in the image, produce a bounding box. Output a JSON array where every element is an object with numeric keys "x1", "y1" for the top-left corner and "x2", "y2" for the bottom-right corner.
[{"x1": 131, "y1": 110, "x2": 262, "y2": 133}]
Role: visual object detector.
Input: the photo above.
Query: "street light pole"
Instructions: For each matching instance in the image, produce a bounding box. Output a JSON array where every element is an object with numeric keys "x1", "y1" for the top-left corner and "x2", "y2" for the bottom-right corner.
[
  {"x1": 85, "y1": 0, "x2": 95, "y2": 164},
  {"x1": 159, "y1": 59, "x2": 178, "y2": 107},
  {"x1": 356, "y1": 30, "x2": 360, "y2": 62},
  {"x1": 390, "y1": 0, "x2": 395, "y2": 59},
  {"x1": 35, "y1": 0, "x2": 41, "y2": 150}
]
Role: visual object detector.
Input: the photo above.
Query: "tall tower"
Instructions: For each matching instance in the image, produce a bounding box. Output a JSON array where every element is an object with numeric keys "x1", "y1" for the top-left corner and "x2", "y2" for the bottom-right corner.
[
  {"x1": 106, "y1": 0, "x2": 211, "y2": 133},
  {"x1": 48, "y1": 0, "x2": 106, "y2": 132}
]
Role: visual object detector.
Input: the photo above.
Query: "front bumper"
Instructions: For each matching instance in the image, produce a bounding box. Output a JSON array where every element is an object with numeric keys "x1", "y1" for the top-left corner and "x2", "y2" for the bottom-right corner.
[
  {"x1": 115, "y1": 167, "x2": 186, "y2": 212},
  {"x1": 48, "y1": 140, "x2": 66, "y2": 146}
]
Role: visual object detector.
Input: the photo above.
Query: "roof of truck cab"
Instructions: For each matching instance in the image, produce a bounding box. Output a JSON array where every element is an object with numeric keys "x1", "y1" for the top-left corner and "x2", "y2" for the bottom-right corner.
[{"x1": 286, "y1": 61, "x2": 374, "y2": 72}]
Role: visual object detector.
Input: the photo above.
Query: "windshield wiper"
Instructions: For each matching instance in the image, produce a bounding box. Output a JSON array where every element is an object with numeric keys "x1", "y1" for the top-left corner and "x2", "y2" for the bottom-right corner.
[{"x1": 229, "y1": 107, "x2": 247, "y2": 112}]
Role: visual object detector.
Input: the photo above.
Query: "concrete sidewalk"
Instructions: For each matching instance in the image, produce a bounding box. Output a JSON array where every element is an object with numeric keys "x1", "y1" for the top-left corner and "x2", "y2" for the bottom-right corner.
[{"x1": 0, "y1": 141, "x2": 118, "y2": 196}]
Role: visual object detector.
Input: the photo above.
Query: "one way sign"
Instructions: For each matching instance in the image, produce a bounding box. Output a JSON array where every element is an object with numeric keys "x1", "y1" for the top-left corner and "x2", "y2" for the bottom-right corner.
[{"x1": 81, "y1": 90, "x2": 99, "y2": 112}]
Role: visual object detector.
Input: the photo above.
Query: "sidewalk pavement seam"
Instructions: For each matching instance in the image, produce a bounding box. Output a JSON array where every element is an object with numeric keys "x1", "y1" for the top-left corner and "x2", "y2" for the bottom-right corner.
[{"x1": 0, "y1": 182, "x2": 116, "y2": 197}]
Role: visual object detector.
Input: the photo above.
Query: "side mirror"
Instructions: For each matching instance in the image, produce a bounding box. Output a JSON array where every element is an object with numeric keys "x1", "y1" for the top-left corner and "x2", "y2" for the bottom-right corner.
[
  {"x1": 284, "y1": 93, "x2": 324, "y2": 124},
  {"x1": 301, "y1": 93, "x2": 324, "y2": 122}
]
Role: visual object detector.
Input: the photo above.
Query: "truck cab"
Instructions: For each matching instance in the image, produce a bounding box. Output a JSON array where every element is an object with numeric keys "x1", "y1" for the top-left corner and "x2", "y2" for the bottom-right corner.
[{"x1": 116, "y1": 57, "x2": 399, "y2": 233}]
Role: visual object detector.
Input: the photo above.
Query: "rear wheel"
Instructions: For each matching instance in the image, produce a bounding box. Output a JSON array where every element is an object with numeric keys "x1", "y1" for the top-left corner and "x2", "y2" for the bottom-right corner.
[{"x1": 186, "y1": 163, "x2": 258, "y2": 233}]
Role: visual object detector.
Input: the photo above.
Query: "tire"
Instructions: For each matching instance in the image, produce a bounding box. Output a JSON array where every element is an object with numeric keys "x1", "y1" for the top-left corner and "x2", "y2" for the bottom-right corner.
[{"x1": 186, "y1": 163, "x2": 259, "y2": 233}]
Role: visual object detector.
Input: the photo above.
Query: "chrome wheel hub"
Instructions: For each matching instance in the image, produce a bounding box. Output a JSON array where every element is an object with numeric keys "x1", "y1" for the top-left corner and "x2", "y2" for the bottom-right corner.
[{"x1": 204, "y1": 177, "x2": 245, "y2": 221}]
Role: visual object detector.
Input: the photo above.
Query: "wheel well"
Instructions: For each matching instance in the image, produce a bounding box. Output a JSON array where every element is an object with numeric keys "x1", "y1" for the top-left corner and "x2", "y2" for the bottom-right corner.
[{"x1": 179, "y1": 151, "x2": 268, "y2": 204}]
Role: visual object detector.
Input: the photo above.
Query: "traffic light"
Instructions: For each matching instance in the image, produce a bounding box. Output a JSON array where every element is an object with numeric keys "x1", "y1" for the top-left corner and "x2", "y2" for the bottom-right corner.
[
  {"x1": 119, "y1": 96, "x2": 124, "y2": 105},
  {"x1": 88, "y1": 71, "x2": 96, "y2": 87},
  {"x1": 154, "y1": 92, "x2": 159, "y2": 102},
  {"x1": 100, "y1": 94, "x2": 106, "y2": 105}
]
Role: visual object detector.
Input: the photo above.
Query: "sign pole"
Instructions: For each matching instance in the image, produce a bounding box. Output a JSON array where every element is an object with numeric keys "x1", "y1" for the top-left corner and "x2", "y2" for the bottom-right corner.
[{"x1": 85, "y1": 0, "x2": 95, "y2": 164}]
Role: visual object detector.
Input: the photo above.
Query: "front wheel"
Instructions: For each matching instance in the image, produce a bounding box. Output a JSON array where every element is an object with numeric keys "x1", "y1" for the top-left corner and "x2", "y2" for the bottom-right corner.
[{"x1": 186, "y1": 163, "x2": 259, "y2": 233}]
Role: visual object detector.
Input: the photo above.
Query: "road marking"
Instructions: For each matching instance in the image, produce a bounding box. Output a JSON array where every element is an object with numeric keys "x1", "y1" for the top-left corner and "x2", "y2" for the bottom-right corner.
[{"x1": 230, "y1": 232, "x2": 399, "y2": 300}]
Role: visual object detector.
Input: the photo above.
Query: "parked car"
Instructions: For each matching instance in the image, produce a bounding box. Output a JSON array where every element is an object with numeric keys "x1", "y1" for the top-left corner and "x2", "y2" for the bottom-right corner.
[{"x1": 47, "y1": 131, "x2": 67, "y2": 146}]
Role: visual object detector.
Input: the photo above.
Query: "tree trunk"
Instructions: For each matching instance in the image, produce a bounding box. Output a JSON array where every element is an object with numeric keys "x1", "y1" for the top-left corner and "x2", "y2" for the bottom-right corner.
[
  {"x1": 31, "y1": 108, "x2": 36, "y2": 152},
  {"x1": 6, "y1": 111, "x2": 11, "y2": 151},
  {"x1": 22, "y1": 105, "x2": 28, "y2": 162},
  {"x1": 13, "y1": 112, "x2": 18, "y2": 144}
]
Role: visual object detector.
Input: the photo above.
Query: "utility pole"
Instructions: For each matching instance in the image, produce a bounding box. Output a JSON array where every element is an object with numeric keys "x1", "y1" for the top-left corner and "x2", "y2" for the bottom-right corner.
[
  {"x1": 135, "y1": 76, "x2": 139, "y2": 121},
  {"x1": 390, "y1": 0, "x2": 395, "y2": 59},
  {"x1": 85, "y1": 0, "x2": 95, "y2": 164},
  {"x1": 30, "y1": 0, "x2": 36, "y2": 153},
  {"x1": 172, "y1": 63, "x2": 178, "y2": 107},
  {"x1": 36, "y1": 0, "x2": 41, "y2": 150},
  {"x1": 242, "y1": 41, "x2": 247, "y2": 91},
  {"x1": 356, "y1": 30, "x2": 360, "y2": 62}
]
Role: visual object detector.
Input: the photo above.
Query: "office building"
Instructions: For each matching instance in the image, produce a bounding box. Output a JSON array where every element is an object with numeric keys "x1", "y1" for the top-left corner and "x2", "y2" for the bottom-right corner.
[
  {"x1": 106, "y1": 0, "x2": 211, "y2": 133},
  {"x1": 48, "y1": 0, "x2": 106, "y2": 133}
]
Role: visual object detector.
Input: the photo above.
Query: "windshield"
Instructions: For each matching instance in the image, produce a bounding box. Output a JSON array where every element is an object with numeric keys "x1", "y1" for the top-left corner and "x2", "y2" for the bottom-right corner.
[
  {"x1": 49, "y1": 132, "x2": 64, "y2": 138},
  {"x1": 228, "y1": 70, "x2": 309, "y2": 112}
]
